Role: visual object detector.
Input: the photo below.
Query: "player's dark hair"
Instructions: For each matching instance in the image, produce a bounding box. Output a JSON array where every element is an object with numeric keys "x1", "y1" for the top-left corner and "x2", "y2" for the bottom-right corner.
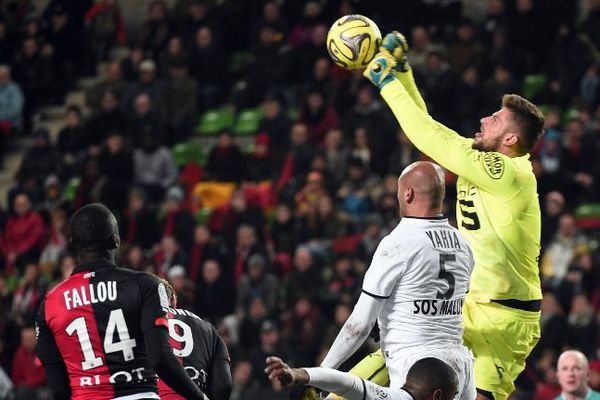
[
  {"x1": 502, "y1": 94, "x2": 545, "y2": 154},
  {"x1": 69, "y1": 203, "x2": 119, "y2": 253},
  {"x1": 406, "y1": 357, "x2": 458, "y2": 400}
]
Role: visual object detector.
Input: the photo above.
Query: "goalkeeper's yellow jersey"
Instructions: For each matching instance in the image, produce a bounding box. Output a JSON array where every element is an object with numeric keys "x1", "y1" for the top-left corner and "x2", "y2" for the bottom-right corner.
[{"x1": 380, "y1": 78, "x2": 542, "y2": 302}]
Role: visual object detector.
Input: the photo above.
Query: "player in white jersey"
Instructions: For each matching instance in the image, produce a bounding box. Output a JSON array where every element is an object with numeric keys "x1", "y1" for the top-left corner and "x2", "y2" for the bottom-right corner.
[
  {"x1": 317, "y1": 161, "x2": 476, "y2": 399},
  {"x1": 266, "y1": 356, "x2": 459, "y2": 400}
]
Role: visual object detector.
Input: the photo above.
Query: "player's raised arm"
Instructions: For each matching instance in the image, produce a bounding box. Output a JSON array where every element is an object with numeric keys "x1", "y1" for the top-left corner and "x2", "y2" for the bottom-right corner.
[{"x1": 140, "y1": 275, "x2": 208, "y2": 400}]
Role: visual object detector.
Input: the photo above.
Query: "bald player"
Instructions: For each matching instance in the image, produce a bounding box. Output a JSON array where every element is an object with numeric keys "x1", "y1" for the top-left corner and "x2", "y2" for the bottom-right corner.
[
  {"x1": 556, "y1": 350, "x2": 600, "y2": 400},
  {"x1": 317, "y1": 161, "x2": 476, "y2": 399},
  {"x1": 266, "y1": 356, "x2": 459, "y2": 400}
]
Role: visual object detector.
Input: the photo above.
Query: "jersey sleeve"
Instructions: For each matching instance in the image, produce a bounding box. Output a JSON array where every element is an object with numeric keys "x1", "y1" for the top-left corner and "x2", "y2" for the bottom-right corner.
[
  {"x1": 380, "y1": 80, "x2": 519, "y2": 197},
  {"x1": 36, "y1": 300, "x2": 63, "y2": 365},
  {"x1": 362, "y1": 236, "x2": 405, "y2": 299},
  {"x1": 139, "y1": 273, "x2": 171, "y2": 332}
]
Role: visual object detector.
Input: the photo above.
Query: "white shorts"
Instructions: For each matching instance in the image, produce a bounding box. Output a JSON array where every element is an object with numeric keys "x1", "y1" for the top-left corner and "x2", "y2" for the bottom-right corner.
[{"x1": 384, "y1": 345, "x2": 476, "y2": 400}]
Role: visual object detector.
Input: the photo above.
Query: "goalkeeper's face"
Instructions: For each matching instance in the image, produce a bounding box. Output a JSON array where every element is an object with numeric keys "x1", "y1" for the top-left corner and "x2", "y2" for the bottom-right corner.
[{"x1": 472, "y1": 108, "x2": 512, "y2": 152}]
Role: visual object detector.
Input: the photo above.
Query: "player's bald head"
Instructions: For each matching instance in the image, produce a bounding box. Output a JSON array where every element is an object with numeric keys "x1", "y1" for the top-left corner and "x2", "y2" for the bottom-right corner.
[
  {"x1": 558, "y1": 350, "x2": 589, "y2": 371},
  {"x1": 398, "y1": 161, "x2": 445, "y2": 216},
  {"x1": 403, "y1": 357, "x2": 458, "y2": 400},
  {"x1": 70, "y1": 203, "x2": 120, "y2": 253}
]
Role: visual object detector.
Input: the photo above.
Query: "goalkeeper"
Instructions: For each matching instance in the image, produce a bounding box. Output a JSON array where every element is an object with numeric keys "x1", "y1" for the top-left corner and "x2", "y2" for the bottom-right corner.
[{"x1": 320, "y1": 33, "x2": 544, "y2": 400}]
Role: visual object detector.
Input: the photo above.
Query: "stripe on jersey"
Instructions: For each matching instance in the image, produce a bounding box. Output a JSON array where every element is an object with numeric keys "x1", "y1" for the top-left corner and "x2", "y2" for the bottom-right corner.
[{"x1": 362, "y1": 289, "x2": 390, "y2": 299}]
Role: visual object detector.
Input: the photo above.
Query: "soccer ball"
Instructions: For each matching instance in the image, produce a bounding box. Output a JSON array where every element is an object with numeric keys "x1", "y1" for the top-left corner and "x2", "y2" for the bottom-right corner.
[{"x1": 326, "y1": 14, "x2": 382, "y2": 70}]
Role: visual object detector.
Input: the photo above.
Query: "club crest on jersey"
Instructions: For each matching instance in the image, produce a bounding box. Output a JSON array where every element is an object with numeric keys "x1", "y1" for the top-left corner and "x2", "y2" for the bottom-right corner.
[{"x1": 482, "y1": 152, "x2": 504, "y2": 179}]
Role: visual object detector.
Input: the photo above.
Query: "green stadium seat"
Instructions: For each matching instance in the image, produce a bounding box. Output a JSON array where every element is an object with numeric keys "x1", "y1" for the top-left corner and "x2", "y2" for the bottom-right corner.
[
  {"x1": 233, "y1": 108, "x2": 263, "y2": 135},
  {"x1": 574, "y1": 203, "x2": 600, "y2": 230},
  {"x1": 172, "y1": 143, "x2": 208, "y2": 167},
  {"x1": 195, "y1": 109, "x2": 234, "y2": 136},
  {"x1": 521, "y1": 74, "x2": 547, "y2": 100},
  {"x1": 562, "y1": 107, "x2": 580, "y2": 125}
]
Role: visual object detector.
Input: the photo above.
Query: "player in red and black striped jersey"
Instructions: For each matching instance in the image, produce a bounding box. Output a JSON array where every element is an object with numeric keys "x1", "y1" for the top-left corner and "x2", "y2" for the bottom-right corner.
[
  {"x1": 158, "y1": 280, "x2": 232, "y2": 400},
  {"x1": 35, "y1": 203, "x2": 207, "y2": 400}
]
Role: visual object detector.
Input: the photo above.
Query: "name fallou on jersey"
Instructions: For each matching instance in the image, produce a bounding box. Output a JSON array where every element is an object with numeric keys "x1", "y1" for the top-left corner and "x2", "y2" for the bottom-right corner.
[{"x1": 413, "y1": 228, "x2": 464, "y2": 317}]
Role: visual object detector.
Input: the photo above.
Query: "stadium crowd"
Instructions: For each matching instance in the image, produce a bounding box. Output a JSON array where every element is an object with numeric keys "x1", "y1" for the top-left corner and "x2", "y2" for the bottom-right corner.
[{"x1": 0, "y1": 0, "x2": 600, "y2": 398}]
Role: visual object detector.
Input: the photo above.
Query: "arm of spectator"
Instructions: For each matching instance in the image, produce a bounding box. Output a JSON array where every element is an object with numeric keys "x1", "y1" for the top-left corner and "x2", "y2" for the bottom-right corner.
[{"x1": 161, "y1": 149, "x2": 179, "y2": 189}]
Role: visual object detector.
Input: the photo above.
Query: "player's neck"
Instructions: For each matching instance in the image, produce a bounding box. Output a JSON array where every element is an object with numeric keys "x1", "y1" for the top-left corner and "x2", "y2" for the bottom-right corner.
[
  {"x1": 77, "y1": 250, "x2": 116, "y2": 265},
  {"x1": 403, "y1": 206, "x2": 442, "y2": 219}
]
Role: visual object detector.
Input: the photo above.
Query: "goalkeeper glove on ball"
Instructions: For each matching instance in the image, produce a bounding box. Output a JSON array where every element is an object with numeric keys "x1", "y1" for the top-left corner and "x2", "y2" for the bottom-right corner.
[
  {"x1": 380, "y1": 31, "x2": 410, "y2": 73},
  {"x1": 363, "y1": 51, "x2": 397, "y2": 89}
]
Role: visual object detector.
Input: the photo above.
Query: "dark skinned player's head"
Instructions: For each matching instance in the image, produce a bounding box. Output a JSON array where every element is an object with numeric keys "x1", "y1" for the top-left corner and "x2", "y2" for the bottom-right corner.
[
  {"x1": 69, "y1": 203, "x2": 120, "y2": 254},
  {"x1": 403, "y1": 357, "x2": 459, "y2": 400}
]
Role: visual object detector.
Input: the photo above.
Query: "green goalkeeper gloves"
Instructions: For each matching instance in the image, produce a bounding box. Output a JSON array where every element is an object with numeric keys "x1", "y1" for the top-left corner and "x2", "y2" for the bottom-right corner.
[
  {"x1": 363, "y1": 30, "x2": 410, "y2": 89},
  {"x1": 381, "y1": 31, "x2": 410, "y2": 73}
]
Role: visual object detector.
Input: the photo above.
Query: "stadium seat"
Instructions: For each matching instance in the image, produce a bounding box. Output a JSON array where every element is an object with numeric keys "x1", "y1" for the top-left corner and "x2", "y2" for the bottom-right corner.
[
  {"x1": 521, "y1": 74, "x2": 547, "y2": 100},
  {"x1": 195, "y1": 108, "x2": 235, "y2": 136},
  {"x1": 562, "y1": 107, "x2": 580, "y2": 125},
  {"x1": 172, "y1": 143, "x2": 207, "y2": 167},
  {"x1": 233, "y1": 108, "x2": 263, "y2": 135},
  {"x1": 195, "y1": 207, "x2": 213, "y2": 225}
]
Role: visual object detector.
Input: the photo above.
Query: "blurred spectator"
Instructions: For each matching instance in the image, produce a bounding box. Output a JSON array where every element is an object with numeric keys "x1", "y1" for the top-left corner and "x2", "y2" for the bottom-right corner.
[
  {"x1": 269, "y1": 203, "x2": 299, "y2": 258},
  {"x1": 288, "y1": 1, "x2": 323, "y2": 49},
  {"x1": 542, "y1": 214, "x2": 589, "y2": 291},
  {"x1": 97, "y1": 131, "x2": 133, "y2": 211},
  {"x1": 532, "y1": 292, "x2": 567, "y2": 361},
  {"x1": 56, "y1": 105, "x2": 87, "y2": 176},
  {"x1": 86, "y1": 61, "x2": 126, "y2": 112},
  {"x1": 246, "y1": 25, "x2": 290, "y2": 104},
  {"x1": 230, "y1": 360, "x2": 253, "y2": 400},
  {"x1": 133, "y1": 134, "x2": 178, "y2": 202},
  {"x1": 290, "y1": 21, "x2": 328, "y2": 85},
  {"x1": 84, "y1": 0, "x2": 126, "y2": 65},
  {"x1": 11, "y1": 326, "x2": 47, "y2": 399},
  {"x1": 15, "y1": 128, "x2": 61, "y2": 192},
  {"x1": 565, "y1": 294, "x2": 598, "y2": 357},
  {"x1": 189, "y1": 25, "x2": 226, "y2": 110},
  {"x1": 349, "y1": 126, "x2": 372, "y2": 169},
  {"x1": 179, "y1": 0, "x2": 211, "y2": 48},
  {"x1": 120, "y1": 244, "x2": 146, "y2": 271},
  {"x1": 258, "y1": 94, "x2": 292, "y2": 157},
  {"x1": 407, "y1": 26, "x2": 438, "y2": 75},
  {"x1": 282, "y1": 296, "x2": 324, "y2": 365},
  {"x1": 237, "y1": 253, "x2": 278, "y2": 316},
  {"x1": 119, "y1": 187, "x2": 159, "y2": 250},
  {"x1": 480, "y1": 63, "x2": 519, "y2": 117},
  {"x1": 0, "y1": 65, "x2": 24, "y2": 134},
  {"x1": 122, "y1": 59, "x2": 165, "y2": 114},
  {"x1": 248, "y1": 320, "x2": 293, "y2": 388},
  {"x1": 38, "y1": 208, "x2": 68, "y2": 269},
  {"x1": 158, "y1": 36, "x2": 187, "y2": 77},
  {"x1": 1, "y1": 193, "x2": 46, "y2": 272},
  {"x1": 86, "y1": 90, "x2": 128, "y2": 147},
  {"x1": 337, "y1": 157, "x2": 381, "y2": 228},
  {"x1": 456, "y1": 66, "x2": 484, "y2": 135},
  {"x1": 195, "y1": 259, "x2": 235, "y2": 324},
  {"x1": 323, "y1": 128, "x2": 349, "y2": 190},
  {"x1": 120, "y1": 45, "x2": 144, "y2": 81},
  {"x1": 12, "y1": 37, "x2": 54, "y2": 128},
  {"x1": 556, "y1": 350, "x2": 600, "y2": 399},
  {"x1": 356, "y1": 213, "x2": 386, "y2": 263},
  {"x1": 278, "y1": 123, "x2": 314, "y2": 193},
  {"x1": 482, "y1": 28, "x2": 529, "y2": 81},
  {"x1": 251, "y1": 1, "x2": 287, "y2": 46},
  {"x1": 127, "y1": 93, "x2": 166, "y2": 146},
  {"x1": 561, "y1": 118, "x2": 596, "y2": 207},
  {"x1": 11, "y1": 263, "x2": 45, "y2": 325},
  {"x1": 298, "y1": 194, "x2": 348, "y2": 249},
  {"x1": 238, "y1": 296, "x2": 268, "y2": 351},
  {"x1": 281, "y1": 246, "x2": 320, "y2": 307},
  {"x1": 159, "y1": 186, "x2": 195, "y2": 251},
  {"x1": 319, "y1": 254, "x2": 359, "y2": 311},
  {"x1": 40, "y1": 175, "x2": 66, "y2": 212},
  {"x1": 580, "y1": 64, "x2": 599, "y2": 109},
  {"x1": 245, "y1": 133, "x2": 276, "y2": 182},
  {"x1": 188, "y1": 224, "x2": 223, "y2": 282},
  {"x1": 161, "y1": 59, "x2": 197, "y2": 144},
  {"x1": 0, "y1": 21, "x2": 10, "y2": 64},
  {"x1": 167, "y1": 264, "x2": 194, "y2": 311},
  {"x1": 298, "y1": 90, "x2": 338, "y2": 145},
  {"x1": 387, "y1": 129, "x2": 421, "y2": 176},
  {"x1": 294, "y1": 170, "x2": 328, "y2": 220},
  {"x1": 447, "y1": 20, "x2": 483, "y2": 75},
  {"x1": 541, "y1": 191, "x2": 566, "y2": 248},
  {"x1": 153, "y1": 235, "x2": 186, "y2": 277},
  {"x1": 232, "y1": 224, "x2": 267, "y2": 285},
  {"x1": 205, "y1": 130, "x2": 246, "y2": 182},
  {"x1": 139, "y1": 0, "x2": 172, "y2": 59}
]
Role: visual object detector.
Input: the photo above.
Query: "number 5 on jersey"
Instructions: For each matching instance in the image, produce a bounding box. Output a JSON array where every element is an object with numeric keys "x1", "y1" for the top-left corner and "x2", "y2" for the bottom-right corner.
[{"x1": 66, "y1": 309, "x2": 137, "y2": 370}]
